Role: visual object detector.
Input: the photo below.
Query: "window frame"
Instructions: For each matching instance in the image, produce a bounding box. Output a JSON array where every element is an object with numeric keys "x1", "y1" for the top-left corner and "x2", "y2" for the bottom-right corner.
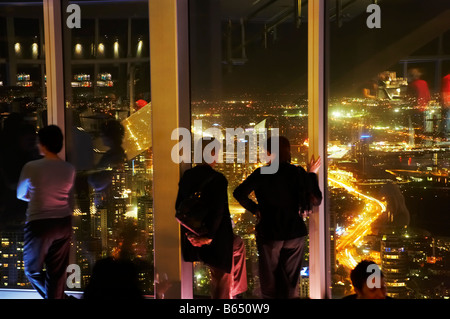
[{"x1": 2, "y1": 0, "x2": 330, "y2": 299}]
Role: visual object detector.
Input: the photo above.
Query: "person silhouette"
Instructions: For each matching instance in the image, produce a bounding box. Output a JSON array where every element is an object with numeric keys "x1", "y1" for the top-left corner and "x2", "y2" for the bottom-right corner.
[
  {"x1": 233, "y1": 136, "x2": 322, "y2": 299},
  {"x1": 0, "y1": 114, "x2": 40, "y2": 230},
  {"x1": 17, "y1": 125, "x2": 76, "y2": 299},
  {"x1": 343, "y1": 260, "x2": 389, "y2": 299},
  {"x1": 176, "y1": 138, "x2": 247, "y2": 299}
]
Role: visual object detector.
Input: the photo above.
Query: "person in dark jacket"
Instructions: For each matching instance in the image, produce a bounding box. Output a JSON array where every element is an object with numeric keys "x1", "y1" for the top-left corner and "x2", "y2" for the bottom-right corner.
[
  {"x1": 175, "y1": 138, "x2": 247, "y2": 299},
  {"x1": 233, "y1": 136, "x2": 322, "y2": 299}
]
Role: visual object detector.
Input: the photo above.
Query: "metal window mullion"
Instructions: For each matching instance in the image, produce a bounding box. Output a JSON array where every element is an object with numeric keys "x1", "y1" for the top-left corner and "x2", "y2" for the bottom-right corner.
[
  {"x1": 308, "y1": 0, "x2": 330, "y2": 299},
  {"x1": 149, "y1": 0, "x2": 192, "y2": 299},
  {"x1": 43, "y1": 0, "x2": 66, "y2": 159}
]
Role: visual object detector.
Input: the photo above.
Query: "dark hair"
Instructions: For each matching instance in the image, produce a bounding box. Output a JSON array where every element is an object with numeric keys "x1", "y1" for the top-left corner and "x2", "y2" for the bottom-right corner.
[
  {"x1": 38, "y1": 125, "x2": 63, "y2": 154},
  {"x1": 350, "y1": 260, "x2": 383, "y2": 292},
  {"x1": 266, "y1": 136, "x2": 291, "y2": 163}
]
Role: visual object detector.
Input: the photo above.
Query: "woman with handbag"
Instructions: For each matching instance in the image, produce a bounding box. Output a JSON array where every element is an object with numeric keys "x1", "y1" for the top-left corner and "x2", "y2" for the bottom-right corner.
[{"x1": 175, "y1": 138, "x2": 247, "y2": 299}]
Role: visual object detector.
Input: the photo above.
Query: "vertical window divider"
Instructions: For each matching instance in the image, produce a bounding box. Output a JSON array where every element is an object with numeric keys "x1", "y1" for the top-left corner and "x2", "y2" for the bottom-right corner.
[
  {"x1": 308, "y1": 0, "x2": 330, "y2": 299},
  {"x1": 43, "y1": 0, "x2": 66, "y2": 160},
  {"x1": 149, "y1": 0, "x2": 192, "y2": 299}
]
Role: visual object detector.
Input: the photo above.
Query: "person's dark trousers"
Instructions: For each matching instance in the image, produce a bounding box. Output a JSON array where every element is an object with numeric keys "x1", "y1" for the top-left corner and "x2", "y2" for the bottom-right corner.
[
  {"x1": 23, "y1": 216, "x2": 72, "y2": 299},
  {"x1": 257, "y1": 236, "x2": 306, "y2": 299}
]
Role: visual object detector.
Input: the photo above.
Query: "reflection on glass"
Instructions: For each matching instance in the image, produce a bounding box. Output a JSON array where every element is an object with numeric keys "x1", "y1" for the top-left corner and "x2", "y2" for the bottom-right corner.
[
  {"x1": 63, "y1": 1, "x2": 153, "y2": 296},
  {"x1": 190, "y1": 0, "x2": 309, "y2": 298},
  {"x1": 328, "y1": 0, "x2": 450, "y2": 299},
  {"x1": 0, "y1": 2, "x2": 47, "y2": 290}
]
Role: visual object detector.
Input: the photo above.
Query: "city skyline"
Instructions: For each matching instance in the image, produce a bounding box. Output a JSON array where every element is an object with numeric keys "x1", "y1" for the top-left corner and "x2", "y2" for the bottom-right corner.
[
  {"x1": 2, "y1": 81, "x2": 450, "y2": 298},
  {"x1": 1, "y1": 0, "x2": 450, "y2": 300}
]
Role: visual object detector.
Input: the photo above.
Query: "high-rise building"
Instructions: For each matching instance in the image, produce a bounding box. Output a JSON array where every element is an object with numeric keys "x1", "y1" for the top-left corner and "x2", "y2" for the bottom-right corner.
[
  {"x1": 381, "y1": 231, "x2": 409, "y2": 298},
  {"x1": 0, "y1": 231, "x2": 28, "y2": 289}
]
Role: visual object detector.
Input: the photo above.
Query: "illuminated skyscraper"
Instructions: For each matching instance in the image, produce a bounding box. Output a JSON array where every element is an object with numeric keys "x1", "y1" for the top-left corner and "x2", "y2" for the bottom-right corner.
[
  {"x1": 381, "y1": 232, "x2": 409, "y2": 298},
  {"x1": 0, "y1": 232, "x2": 28, "y2": 288}
]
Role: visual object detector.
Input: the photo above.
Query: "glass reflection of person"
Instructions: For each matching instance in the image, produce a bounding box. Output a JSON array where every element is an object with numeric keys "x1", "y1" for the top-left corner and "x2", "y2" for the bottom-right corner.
[
  {"x1": 362, "y1": 72, "x2": 389, "y2": 100},
  {"x1": 407, "y1": 68, "x2": 431, "y2": 133},
  {"x1": 88, "y1": 119, "x2": 126, "y2": 196},
  {"x1": 440, "y1": 71, "x2": 450, "y2": 137},
  {"x1": 407, "y1": 68, "x2": 431, "y2": 110},
  {"x1": 362, "y1": 80, "x2": 378, "y2": 100}
]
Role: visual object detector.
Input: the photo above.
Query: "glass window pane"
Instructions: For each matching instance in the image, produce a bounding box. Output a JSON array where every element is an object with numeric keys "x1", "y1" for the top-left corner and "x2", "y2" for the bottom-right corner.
[
  {"x1": 0, "y1": 1, "x2": 46, "y2": 290},
  {"x1": 63, "y1": 1, "x2": 153, "y2": 296},
  {"x1": 189, "y1": 0, "x2": 309, "y2": 298},
  {"x1": 328, "y1": 0, "x2": 450, "y2": 299}
]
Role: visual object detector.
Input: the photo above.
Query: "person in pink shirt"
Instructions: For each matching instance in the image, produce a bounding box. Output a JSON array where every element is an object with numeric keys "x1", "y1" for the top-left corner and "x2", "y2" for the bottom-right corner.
[
  {"x1": 407, "y1": 68, "x2": 431, "y2": 134},
  {"x1": 17, "y1": 125, "x2": 75, "y2": 299},
  {"x1": 407, "y1": 68, "x2": 431, "y2": 111}
]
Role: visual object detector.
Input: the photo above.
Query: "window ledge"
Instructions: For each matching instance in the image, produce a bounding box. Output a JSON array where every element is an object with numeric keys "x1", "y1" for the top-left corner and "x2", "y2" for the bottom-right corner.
[{"x1": 0, "y1": 289, "x2": 82, "y2": 299}]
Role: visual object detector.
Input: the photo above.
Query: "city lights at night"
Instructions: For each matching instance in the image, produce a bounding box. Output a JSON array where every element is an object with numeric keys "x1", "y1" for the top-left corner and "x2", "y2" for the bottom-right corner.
[{"x1": 1, "y1": 0, "x2": 450, "y2": 303}]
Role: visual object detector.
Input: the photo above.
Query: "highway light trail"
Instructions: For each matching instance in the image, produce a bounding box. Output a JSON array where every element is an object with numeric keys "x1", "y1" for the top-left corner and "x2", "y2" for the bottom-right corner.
[{"x1": 329, "y1": 171, "x2": 387, "y2": 270}]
